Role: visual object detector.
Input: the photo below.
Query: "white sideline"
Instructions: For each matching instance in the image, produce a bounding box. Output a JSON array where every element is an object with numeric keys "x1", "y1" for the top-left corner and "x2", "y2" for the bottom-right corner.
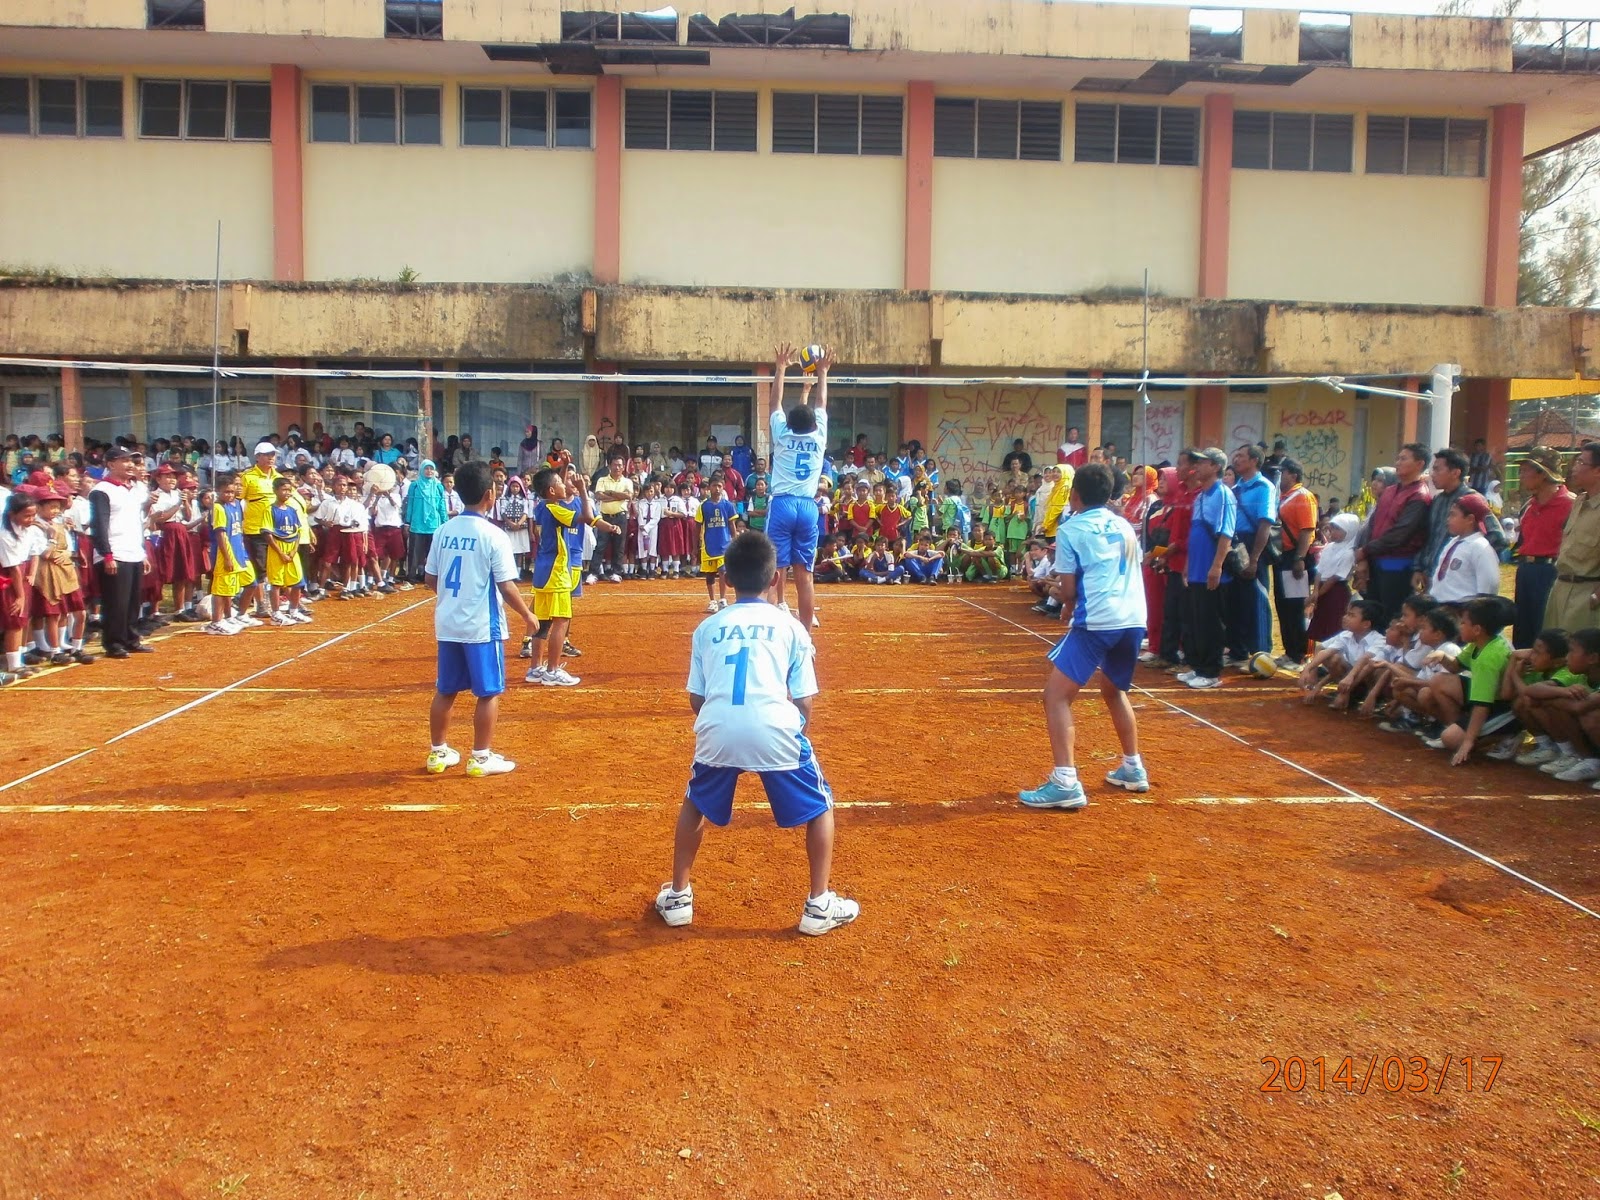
[
  {"x1": 951, "y1": 594, "x2": 1600, "y2": 923},
  {"x1": 0, "y1": 600, "x2": 430, "y2": 795}
]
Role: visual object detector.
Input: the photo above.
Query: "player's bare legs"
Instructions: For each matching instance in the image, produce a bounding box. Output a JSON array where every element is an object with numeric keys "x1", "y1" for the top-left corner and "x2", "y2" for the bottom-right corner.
[
  {"x1": 429, "y1": 691, "x2": 456, "y2": 747},
  {"x1": 541, "y1": 616, "x2": 571, "y2": 673},
  {"x1": 1098, "y1": 675, "x2": 1139, "y2": 757},
  {"x1": 794, "y1": 565, "x2": 816, "y2": 630},
  {"x1": 671, "y1": 798, "x2": 709, "y2": 892},
  {"x1": 804, "y1": 809, "x2": 834, "y2": 897},
  {"x1": 472, "y1": 696, "x2": 499, "y2": 754},
  {"x1": 1043, "y1": 667, "x2": 1082, "y2": 768}
]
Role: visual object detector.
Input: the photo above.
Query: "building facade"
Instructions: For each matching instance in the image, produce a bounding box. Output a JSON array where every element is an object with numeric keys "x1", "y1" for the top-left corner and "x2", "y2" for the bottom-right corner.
[{"x1": 1, "y1": 0, "x2": 1597, "y2": 494}]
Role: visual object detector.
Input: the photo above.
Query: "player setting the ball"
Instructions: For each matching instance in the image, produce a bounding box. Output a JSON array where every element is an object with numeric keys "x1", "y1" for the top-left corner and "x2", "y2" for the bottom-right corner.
[
  {"x1": 1020, "y1": 462, "x2": 1151, "y2": 809},
  {"x1": 765, "y1": 342, "x2": 831, "y2": 630}
]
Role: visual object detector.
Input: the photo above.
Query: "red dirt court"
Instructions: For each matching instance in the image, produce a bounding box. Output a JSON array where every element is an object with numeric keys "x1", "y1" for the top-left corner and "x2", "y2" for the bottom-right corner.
[{"x1": 2, "y1": 582, "x2": 1598, "y2": 1199}]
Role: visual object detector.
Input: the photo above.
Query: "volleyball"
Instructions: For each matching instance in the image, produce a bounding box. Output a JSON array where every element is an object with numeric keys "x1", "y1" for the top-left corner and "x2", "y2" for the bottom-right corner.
[
  {"x1": 364, "y1": 463, "x2": 397, "y2": 493},
  {"x1": 1249, "y1": 651, "x2": 1280, "y2": 679},
  {"x1": 798, "y1": 344, "x2": 823, "y2": 374}
]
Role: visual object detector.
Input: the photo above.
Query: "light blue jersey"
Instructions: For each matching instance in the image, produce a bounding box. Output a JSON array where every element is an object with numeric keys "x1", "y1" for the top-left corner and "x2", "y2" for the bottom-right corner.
[
  {"x1": 426, "y1": 512, "x2": 518, "y2": 643},
  {"x1": 1054, "y1": 505, "x2": 1146, "y2": 631},
  {"x1": 768, "y1": 408, "x2": 828, "y2": 499},
  {"x1": 687, "y1": 598, "x2": 818, "y2": 770}
]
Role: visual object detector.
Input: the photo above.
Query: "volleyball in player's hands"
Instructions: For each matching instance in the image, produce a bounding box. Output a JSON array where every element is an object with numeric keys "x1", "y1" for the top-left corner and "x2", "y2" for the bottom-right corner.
[{"x1": 799, "y1": 345, "x2": 824, "y2": 374}]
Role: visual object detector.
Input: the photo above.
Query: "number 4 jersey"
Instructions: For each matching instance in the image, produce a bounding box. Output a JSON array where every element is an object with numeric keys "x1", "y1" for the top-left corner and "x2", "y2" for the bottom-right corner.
[
  {"x1": 425, "y1": 512, "x2": 519, "y2": 643},
  {"x1": 686, "y1": 598, "x2": 819, "y2": 770}
]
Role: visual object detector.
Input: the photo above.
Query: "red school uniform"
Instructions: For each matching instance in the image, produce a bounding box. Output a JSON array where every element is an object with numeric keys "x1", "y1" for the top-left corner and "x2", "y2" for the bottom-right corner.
[{"x1": 843, "y1": 499, "x2": 875, "y2": 538}]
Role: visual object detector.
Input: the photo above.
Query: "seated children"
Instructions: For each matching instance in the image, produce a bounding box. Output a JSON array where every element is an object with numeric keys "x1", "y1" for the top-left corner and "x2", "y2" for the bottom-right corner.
[
  {"x1": 901, "y1": 528, "x2": 945, "y2": 585},
  {"x1": 1297, "y1": 599, "x2": 1384, "y2": 704},
  {"x1": 1429, "y1": 596, "x2": 1519, "y2": 764},
  {"x1": 1507, "y1": 628, "x2": 1600, "y2": 781},
  {"x1": 813, "y1": 535, "x2": 850, "y2": 584},
  {"x1": 964, "y1": 528, "x2": 1008, "y2": 582},
  {"x1": 859, "y1": 537, "x2": 903, "y2": 584}
]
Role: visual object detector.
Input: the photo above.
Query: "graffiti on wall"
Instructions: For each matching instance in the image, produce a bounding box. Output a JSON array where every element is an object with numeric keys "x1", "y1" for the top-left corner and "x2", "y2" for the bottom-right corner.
[
  {"x1": 1269, "y1": 391, "x2": 1354, "y2": 498},
  {"x1": 929, "y1": 386, "x2": 1066, "y2": 490},
  {"x1": 1140, "y1": 397, "x2": 1187, "y2": 467}
]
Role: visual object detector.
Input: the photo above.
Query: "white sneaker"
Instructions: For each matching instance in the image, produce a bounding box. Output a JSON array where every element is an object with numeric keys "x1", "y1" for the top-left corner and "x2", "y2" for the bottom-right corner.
[
  {"x1": 291, "y1": 609, "x2": 313, "y2": 624},
  {"x1": 716, "y1": 598, "x2": 728, "y2": 610},
  {"x1": 425, "y1": 746, "x2": 461, "y2": 774},
  {"x1": 1185, "y1": 675, "x2": 1222, "y2": 689},
  {"x1": 798, "y1": 891, "x2": 860, "y2": 937},
  {"x1": 238, "y1": 615, "x2": 264, "y2": 628},
  {"x1": 202, "y1": 621, "x2": 235, "y2": 636},
  {"x1": 270, "y1": 613, "x2": 295, "y2": 627},
  {"x1": 524, "y1": 665, "x2": 549, "y2": 684},
  {"x1": 221, "y1": 617, "x2": 247, "y2": 633},
  {"x1": 1484, "y1": 735, "x2": 1523, "y2": 762},
  {"x1": 778, "y1": 602, "x2": 791, "y2": 614},
  {"x1": 584, "y1": 573, "x2": 598, "y2": 585},
  {"x1": 1540, "y1": 755, "x2": 1582, "y2": 776},
  {"x1": 1175, "y1": 669, "x2": 1196, "y2": 682},
  {"x1": 706, "y1": 600, "x2": 719, "y2": 613},
  {"x1": 541, "y1": 668, "x2": 581, "y2": 687},
  {"x1": 1516, "y1": 744, "x2": 1562, "y2": 767},
  {"x1": 655, "y1": 883, "x2": 693, "y2": 927},
  {"x1": 465, "y1": 750, "x2": 515, "y2": 777},
  {"x1": 1554, "y1": 757, "x2": 1600, "y2": 782},
  {"x1": 607, "y1": 573, "x2": 622, "y2": 584},
  {"x1": 811, "y1": 613, "x2": 820, "y2": 629}
]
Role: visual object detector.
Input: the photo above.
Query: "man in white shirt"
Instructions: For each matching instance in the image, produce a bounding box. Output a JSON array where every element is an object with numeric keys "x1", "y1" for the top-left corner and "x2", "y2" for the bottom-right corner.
[
  {"x1": 1021, "y1": 463, "x2": 1150, "y2": 810},
  {"x1": 423, "y1": 461, "x2": 539, "y2": 779},
  {"x1": 87, "y1": 447, "x2": 152, "y2": 658}
]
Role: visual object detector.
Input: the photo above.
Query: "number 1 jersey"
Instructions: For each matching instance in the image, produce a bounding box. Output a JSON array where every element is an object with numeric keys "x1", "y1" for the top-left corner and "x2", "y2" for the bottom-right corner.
[{"x1": 686, "y1": 598, "x2": 819, "y2": 770}]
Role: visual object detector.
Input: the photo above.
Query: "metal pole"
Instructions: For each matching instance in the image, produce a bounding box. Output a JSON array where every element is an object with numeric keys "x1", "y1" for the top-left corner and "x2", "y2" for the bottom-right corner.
[
  {"x1": 210, "y1": 220, "x2": 222, "y2": 483},
  {"x1": 1139, "y1": 266, "x2": 1150, "y2": 462}
]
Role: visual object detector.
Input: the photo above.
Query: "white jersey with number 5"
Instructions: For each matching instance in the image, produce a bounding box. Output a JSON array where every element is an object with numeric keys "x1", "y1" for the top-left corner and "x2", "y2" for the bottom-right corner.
[
  {"x1": 768, "y1": 408, "x2": 828, "y2": 498},
  {"x1": 425, "y1": 512, "x2": 518, "y2": 643},
  {"x1": 1053, "y1": 505, "x2": 1146, "y2": 630},
  {"x1": 687, "y1": 598, "x2": 819, "y2": 770}
]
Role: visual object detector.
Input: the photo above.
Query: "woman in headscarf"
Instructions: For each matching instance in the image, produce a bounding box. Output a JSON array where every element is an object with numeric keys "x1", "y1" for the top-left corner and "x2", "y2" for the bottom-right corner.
[
  {"x1": 518, "y1": 425, "x2": 541, "y2": 474},
  {"x1": 1139, "y1": 467, "x2": 1176, "y2": 663},
  {"x1": 579, "y1": 434, "x2": 602, "y2": 478},
  {"x1": 402, "y1": 459, "x2": 449, "y2": 583},
  {"x1": 1121, "y1": 465, "x2": 1157, "y2": 526},
  {"x1": 498, "y1": 473, "x2": 532, "y2": 577},
  {"x1": 544, "y1": 437, "x2": 567, "y2": 469},
  {"x1": 1307, "y1": 512, "x2": 1361, "y2": 642},
  {"x1": 649, "y1": 441, "x2": 668, "y2": 475},
  {"x1": 1155, "y1": 464, "x2": 1196, "y2": 671}
]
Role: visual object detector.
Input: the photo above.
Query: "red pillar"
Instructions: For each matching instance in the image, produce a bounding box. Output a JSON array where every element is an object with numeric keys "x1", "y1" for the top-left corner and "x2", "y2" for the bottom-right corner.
[
  {"x1": 1484, "y1": 104, "x2": 1525, "y2": 307},
  {"x1": 61, "y1": 365, "x2": 83, "y2": 453},
  {"x1": 1195, "y1": 385, "x2": 1226, "y2": 448},
  {"x1": 270, "y1": 65, "x2": 304, "y2": 283},
  {"x1": 901, "y1": 383, "x2": 928, "y2": 450},
  {"x1": 904, "y1": 82, "x2": 934, "y2": 292},
  {"x1": 1197, "y1": 94, "x2": 1234, "y2": 299},
  {"x1": 1400, "y1": 376, "x2": 1420, "y2": 446},
  {"x1": 275, "y1": 364, "x2": 308, "y2": 435},
  {"x1": 593, "y1": 77, "x2": 622, "y2": 285}
]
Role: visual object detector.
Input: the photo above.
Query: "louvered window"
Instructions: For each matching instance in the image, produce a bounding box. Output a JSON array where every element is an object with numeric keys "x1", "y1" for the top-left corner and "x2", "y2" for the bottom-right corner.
[
  {"x1": 1074, "y1": 103, "x2": 1198, "y2": 166},
  {"x1": 1232, "y1": 111, "x2": 1352, "y2": 172},
  {"x1": 625, "y1": 89, "x2": 756, "y2": 151},
  {"x1": 772, "y1": 92, "x2": 903, "y2": 156},
  {"x1": 934, "y1": 98, "x2": 1061, "y2": 161},
  {"x1": 1366, "y1": 115, "x2": 1485, "y2": 177}
]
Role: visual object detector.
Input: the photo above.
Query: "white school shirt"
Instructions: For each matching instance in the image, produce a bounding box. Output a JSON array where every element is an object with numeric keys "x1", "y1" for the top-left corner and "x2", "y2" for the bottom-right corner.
[
  {"x1": 66, "y1": 494, "x2": 91, "y2": 533},
  {"x1": 446, "y1": 489, "x2": 465, "y2": 517},
  {"x1": 1402, "y1": 636, "x2": 1432, "y2": 671},
  {"x1": 1431, "y1": 532, "x2": 1500, "y2": 603},
  {"x1": 369, "y1": 490, "x2": 405, "y2": 528},
  {"x1": 1053, "y1": 505, "x2": 1146, "y2": 631},
  {"x1": 425, "y1": 513, "x2": 518, "y2": 644},
  {"x1": 666, "y1": 495, "x2": 690, "y2": 519},
  {"x1": 0, "y1": 521, "x2": 38, "y2": 568},
  {"x1": 686, "y1": 598, "x2": 819, "y2": 771},
  {"x1": 639, "y1": 496, "x2": 664, "y2": 532},
  {"x1": 1321, "y1": 628, "x2": 1386, "y2": 668},
  {"x1": 1416, "y1": 641, "x2": 1461, "y2": 682},
  {"x1": 336, "y1": 497, "x2": 368, "y2": 531}
]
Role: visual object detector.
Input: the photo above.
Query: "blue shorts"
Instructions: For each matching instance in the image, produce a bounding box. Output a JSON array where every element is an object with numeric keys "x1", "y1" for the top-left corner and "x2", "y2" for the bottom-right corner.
[
  {"x1": 436, "y1": 640, "x2": 506, "y2": 699},
  {"x1": 686, "y1": 736, "x2": 833, "y2": 829},
  {"x1": 767, "y1": 494, "x2": 820, "y2": 568},
  {"x1": 1048, "y1": 625, "x2": 1144, "y2": 692}
]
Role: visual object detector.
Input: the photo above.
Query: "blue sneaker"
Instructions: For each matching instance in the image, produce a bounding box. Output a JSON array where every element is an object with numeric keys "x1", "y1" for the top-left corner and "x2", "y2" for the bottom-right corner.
[
  {"x1": 1019, "y1": 778, "x2": 1088, "y2": 810},
  {"x1": 1105, "y1": 763, "x2": 1150, "y2": 793}
]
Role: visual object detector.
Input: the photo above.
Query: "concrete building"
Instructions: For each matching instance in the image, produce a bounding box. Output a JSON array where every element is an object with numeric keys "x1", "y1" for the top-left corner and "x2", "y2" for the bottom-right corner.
[{"x1": 1, "y1": 0, "x2": 1597, "y2": 495}]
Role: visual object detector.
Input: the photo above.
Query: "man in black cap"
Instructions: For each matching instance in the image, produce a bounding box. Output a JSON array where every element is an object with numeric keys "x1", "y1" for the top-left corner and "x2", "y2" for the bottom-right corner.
[{"x1": 89, "y1": 448, "x2": 153, "y2": 658}]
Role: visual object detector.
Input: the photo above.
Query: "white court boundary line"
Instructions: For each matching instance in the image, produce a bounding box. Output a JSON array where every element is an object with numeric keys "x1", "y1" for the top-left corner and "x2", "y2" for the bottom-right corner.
[
  {"x1": 951, "y1": 595, "x2": 1600, "y2": 922},
  {"x1": 0, "y1": 600, "x2": 430, "y2": 795}
]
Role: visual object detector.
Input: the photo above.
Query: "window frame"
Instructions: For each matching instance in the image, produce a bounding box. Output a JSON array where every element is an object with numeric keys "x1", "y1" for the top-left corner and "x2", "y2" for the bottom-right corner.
[
  {"x1": 0, "y1": 75, "x2": 126, "y2": 139},
  {"x1": 308, "y1": 83, "x2": 445, "y2": 146},
  {"x1": 932, "y1": 96, "x2": 1061, "y2": 162},
  {"x1": 623, "y1": 87, "x2": 758, "y2": 153},
  {"x1": 1365, "y1": 114, "x2": 1487, "y2": 178},
  {"x1": 1231, "y1": 110, "x2": 1354, "y2": 173},
  {"x1": 136, "y1": 78, "x2": 271, "y2": 143},
  {"x1": 457, "y1": 85, "x2": 597, "y2": 151},
  {"x1": 771, "y1": 91, "x2": 904, "y2": 157},
  {"x1": 1073, "y1": 102, "x2": 1199, "y2": 167}
]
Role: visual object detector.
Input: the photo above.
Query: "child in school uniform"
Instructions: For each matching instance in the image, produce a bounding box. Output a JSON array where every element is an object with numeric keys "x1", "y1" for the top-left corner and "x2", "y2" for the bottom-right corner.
[
  {"x1": 661, "y1": 482, "x2": 693, "y2": 577},
  {"x1": 205, "y1": 473, "x2": 257, "y2": 635},
  {"x1": 635, "y1": 480, "x2": 664, "y2": 578},
  {"x1": 1297, "y1": 599, "x2": 1385, "y2": 702},
  {"x1": 1430, "y1": 596, "x2": 1520, "y2": 765},
  {"x1": 697, "y1": 478, "x2": 738, "y2": 612},
  {"x1": 31, "y1": 488, "x2": 92, "y2": 665},
  {"x1": 1, "y1": 491, "x2": 44, "y2": 681},
  {"x1": 654, "y1": 530, "x2": 858, "y2": 936},
  {"x1": 812, "y1": 535, "x2": 850, "y2": 584},
  {"x1": 1430, "y1": 494, "x2": 1502, "y2": 605},
  {"x1": 267, "y1": 477, "x2": 312, "y2": 626},
  {"x1": 859, "y1": 536, "x2": 904, "y2": 584},
  {"x1": 901, "y1": 528, "x2": 945, "y2": 585},
  {"x1": 872, "y1": 483, "x2": 908, "y2": 550}
]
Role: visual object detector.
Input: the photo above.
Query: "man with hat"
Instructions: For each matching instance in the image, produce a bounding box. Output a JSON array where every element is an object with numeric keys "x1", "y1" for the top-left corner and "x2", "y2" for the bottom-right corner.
[
  {"x1": 239, "y1": 440, "x2": 281, "y2": 619},
  {"x1": 88, "y1": 447, "x2": 151, "y2": 658},
  {"x1": 1544, "y1": 442, "x2": 1600, "y2": 637},
  {"x1": 1511, "y1": 445, "x2": 1572, "y2": 648}
]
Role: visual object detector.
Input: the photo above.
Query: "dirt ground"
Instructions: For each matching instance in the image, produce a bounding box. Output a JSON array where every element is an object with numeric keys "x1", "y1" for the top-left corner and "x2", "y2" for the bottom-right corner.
[{"x1": 2, "y1": 582, "x2": 1598, "y2": 1199}]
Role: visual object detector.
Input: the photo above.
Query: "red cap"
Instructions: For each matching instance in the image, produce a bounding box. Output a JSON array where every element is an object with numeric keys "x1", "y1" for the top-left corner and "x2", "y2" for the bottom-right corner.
[
  {"x1": 155, "y1": 464, "x2": 177, "y2": 477},
  {"x1": 1453, "y1": 492, "x2": 1491, "y2": 532}
]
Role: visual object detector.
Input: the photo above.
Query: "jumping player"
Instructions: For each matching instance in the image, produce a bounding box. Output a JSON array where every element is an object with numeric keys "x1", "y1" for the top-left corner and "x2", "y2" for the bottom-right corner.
[
  {"x1": 655, "y1": 530, "x2": 859, "y2": 936},
  {"x1": 766, "y1": 343, "x2": 831, "y2": 630},
  {"x1": 424, "y1": 460, "x2": 540, "y2": 777},
  {"x1": 1020, "y1": 463, "x2": 1151, "y2": 809}
]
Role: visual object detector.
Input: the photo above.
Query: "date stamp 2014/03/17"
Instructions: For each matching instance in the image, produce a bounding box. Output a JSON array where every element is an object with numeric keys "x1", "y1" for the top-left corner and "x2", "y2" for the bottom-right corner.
[{"x1": 1260, "y1": 1056, "x2": 1502, "y2": 1095}]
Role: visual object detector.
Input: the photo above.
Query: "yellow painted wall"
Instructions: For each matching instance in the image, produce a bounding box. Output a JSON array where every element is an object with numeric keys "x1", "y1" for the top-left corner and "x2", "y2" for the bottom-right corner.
[
  {"x1": 1351, "y1": 14, "x2": 1511, "y2": 73},
  {"x1": 0, "y1": 134, "x2": 273, "y2": 278},
  {"x1": 1241, "y1": 10, "x2": 1299, "y2": 67},
  {"x1": 932, "y1": 158, "x2": 1200, "y2": 297},
  {"x1": 205, "y1": 0, "x2": 386, "y2": 39},
  {"x1": 620, "y1": 150, "x2": 903, "y2": 289},
  {"x1": 302, "y1": 86, "x2": 594, "y2": 283},
  {"x1": 1229, "y1": 170, "x2": 1487, "y2": 306},
  {"x1": 6, "y1": 0, "x2": 143, "y2": 28},
  {"x1": 446, "y1": 0, "x2": 559, "y2": 44}
]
